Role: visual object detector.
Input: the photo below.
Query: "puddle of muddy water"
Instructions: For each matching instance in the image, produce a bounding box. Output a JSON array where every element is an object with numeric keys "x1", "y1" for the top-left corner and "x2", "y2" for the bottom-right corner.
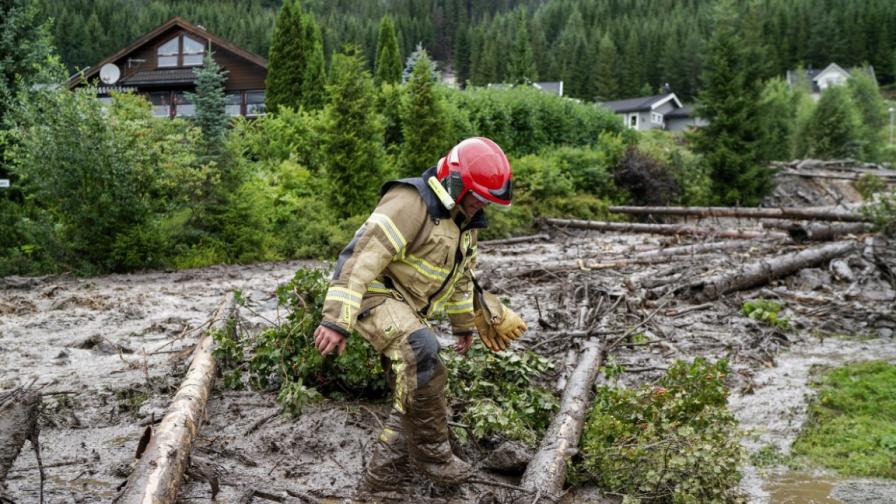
[{"x1": 765, "y1": 473, "x2": 840, "y2": 504}]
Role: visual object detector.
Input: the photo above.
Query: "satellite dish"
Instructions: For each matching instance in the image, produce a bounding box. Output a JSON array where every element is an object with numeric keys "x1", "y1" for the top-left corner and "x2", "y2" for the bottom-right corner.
[{"x1": 99, "y1": 63, "x2": 121, "y2": 84}]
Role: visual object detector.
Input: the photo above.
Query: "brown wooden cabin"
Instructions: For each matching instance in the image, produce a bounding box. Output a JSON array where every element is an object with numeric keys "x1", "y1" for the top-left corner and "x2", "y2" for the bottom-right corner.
[{"x1": 67, "y1": 16, "x2": 267, "y2": 119}]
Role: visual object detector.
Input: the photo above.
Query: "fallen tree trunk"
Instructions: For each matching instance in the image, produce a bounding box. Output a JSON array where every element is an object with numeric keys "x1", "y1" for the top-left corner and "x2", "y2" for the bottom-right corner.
[
  {"x1": 115, "y1": 297, "x2": 236, "y2": 504},
  {"x1": 0, "y1": 388, "x2": 41, "y2": 483},
  {"x1": 785, "y1": 222, "x2": 871, "y2": 242},
  {"x1": 479, "y1": 233, "x2": 550, "y2": 247},
  {"x1": 630, "y1": 240, "x2": 757, "y2": 260},
  {"x1": 542, "y1": 218, "x2": 788, "y2": 240},
  {"x1": 689, "y1": 240, "x2": 858, "y2": 302},
  {"x1": 606, "y1": 205, "x2": 867, "y2": 222},
  {"x1": 520, "y1": 339, "x2": 604, "y2": 500},
  {"x1": 493, "y1": 253, "x2": 719, "y2": 277}
]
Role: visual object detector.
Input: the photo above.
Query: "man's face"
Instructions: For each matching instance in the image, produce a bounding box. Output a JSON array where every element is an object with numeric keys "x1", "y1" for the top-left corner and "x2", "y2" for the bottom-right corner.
[{"x1": 458, "y1": 192, "x2": 488, "y2": 217}]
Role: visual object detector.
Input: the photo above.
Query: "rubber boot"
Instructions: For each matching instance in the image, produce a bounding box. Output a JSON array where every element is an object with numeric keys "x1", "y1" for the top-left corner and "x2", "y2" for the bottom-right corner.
[
  {"x1": 403, "y1": 367, "x2": 474, "y2": 484},
  {"x1": 360, "y1": 409, "x2": 411, "y2": 492}
]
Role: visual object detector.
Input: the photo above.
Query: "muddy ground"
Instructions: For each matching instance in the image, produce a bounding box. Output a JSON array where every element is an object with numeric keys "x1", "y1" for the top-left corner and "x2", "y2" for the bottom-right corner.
[{"x1": 2, "y1": 163, "x2": 895, "y2": 503}]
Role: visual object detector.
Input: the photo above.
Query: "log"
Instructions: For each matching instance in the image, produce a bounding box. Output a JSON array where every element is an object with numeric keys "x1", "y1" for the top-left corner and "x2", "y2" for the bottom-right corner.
[
  {"x1": 542, "y1": 218, "x2": 788, "y2": 240},
  {"x1": 785, "y1": 222, "x2": 871, "y2": 242},
  {"x1": 493, "y1": 253, "x2": 719, "y2": 277},
  {"x1": 479, "y1": 233, "x2": 550, "y2": 247},
  {"x1": 606, "y1": 205, "x2": 867, "y2": 222},
  {"x1": 630, "y1": 240, "x2": 757, "y2": 260},
  {"x1": 0, "y1": 389, "x2": 41, "y2": 483},
  {"x1": 115, "y1": 297, "x2": 236, "y2": 504},
  {"x1": 520, "y1": 339, "x2": 604, "y2": 499},
  {"x1": 688, "y1": 240, "x2": 858, "y2": 302}
]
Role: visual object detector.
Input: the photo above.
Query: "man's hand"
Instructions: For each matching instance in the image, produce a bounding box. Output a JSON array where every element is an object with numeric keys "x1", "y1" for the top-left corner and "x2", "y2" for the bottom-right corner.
[
  {"x1": 454, "y1": 332, "x2": 474, "y2": 355},
  {"x1": 314, "y1": 325, "x2": 347, "y2": 356}
]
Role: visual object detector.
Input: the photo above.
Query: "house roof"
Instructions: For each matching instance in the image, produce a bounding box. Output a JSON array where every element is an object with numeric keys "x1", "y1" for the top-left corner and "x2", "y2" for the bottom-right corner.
[
  {"x1": 66, "y1": 16, "x2": 267, "y2": 89},
  {"x1": 599, "y1": 93, "x2": 683, "y2": 113},
  {"x1": 533, "y1": 81, "x2": 563, "y2": 96},
  {"x1": 664, "y1": 105, "x2": 694, "y2": 119}
]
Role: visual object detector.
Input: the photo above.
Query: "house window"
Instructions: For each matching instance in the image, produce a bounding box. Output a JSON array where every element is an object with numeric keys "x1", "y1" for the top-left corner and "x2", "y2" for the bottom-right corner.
[
  {"x1": 157, "y1": 34, "x2": 207, "y2": 68},
  {"x1": 629, "y1": 114, "x2": 638, "y2": 128},
  {"x1": 225, "y1": 92, "x2": 242, "y2": 116},
  {"x1": 183, "y1": 35, "x2": 205, "y2": 66},
  {"x1": 149, "y1": 92, "x2": 171, "y2": 117},
  {"x1": 174, "y1": 92, "x2": 195, "y2": 117},
  {"x1": 157, "y1": 37, "x2": 180, "y2": 67},
  {"x1": 246, "y1": 90, "x2": 266, "y2": 117},
  {"x1": 651, "y1": 112, "x2": 663, "y2": 124}
]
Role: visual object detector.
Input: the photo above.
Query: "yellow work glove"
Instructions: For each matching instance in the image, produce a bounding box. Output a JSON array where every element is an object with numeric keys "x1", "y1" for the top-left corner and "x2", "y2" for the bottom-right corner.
[{"x1": 473, "y1": 289, "x2": 528, "y2": 352}]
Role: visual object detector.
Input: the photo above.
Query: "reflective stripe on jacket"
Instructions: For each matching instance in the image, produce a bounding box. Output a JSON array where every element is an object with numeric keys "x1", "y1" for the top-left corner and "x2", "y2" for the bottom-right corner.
[{"x1": 321, "y1": 167, "x2": 485, "y2": 337}]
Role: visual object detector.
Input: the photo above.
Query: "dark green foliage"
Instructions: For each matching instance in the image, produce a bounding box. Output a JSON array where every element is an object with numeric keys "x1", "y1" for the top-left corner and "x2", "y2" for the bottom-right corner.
[
  {"x1": 757, "y1": 78, "x2": 799, "y2": 161},
  {"x1": 613, "y1": 146, "x2": 682, "y2": 207},
  {"x1": 801, "y1": 86, "x2": 862, "y2": 159},
  {"x1": 266, "y1": 1, "x2": 325, "y2": 112},
  {"x1": 186, "y1": 53, "x2": 229, "y2": 155},
  {"x1": 847, "y1": 69, "x2": 887, "y2": 161},
  {"x1": 322, "y1": 46, "x2": 388, "y2": 218},
  {"x1": 374, "y1": 16, "x2": 402, "y2": 85},
  {"x1": 399, "y1": 48, "x2": 449, "y2": 177},
  {"x1": 594, "y1": 33, "x2": 619, "y2": 100},
  {"x1": 444, "y1": 346, "x2": 558, "y2": 444},
  {"x1": 506, "y1": 13, "x2": 537, "y2": 84},
  {"x1": 574, "y1": 359, "x2": 743, "y2": 503},
  {"x1": 692, "y1": 0, "x2": 773, "y2": 206}
]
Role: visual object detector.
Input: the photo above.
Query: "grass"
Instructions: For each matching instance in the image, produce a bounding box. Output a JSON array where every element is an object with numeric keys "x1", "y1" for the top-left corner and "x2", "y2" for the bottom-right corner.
[{"x1": 791, "y1": 360, "x2": 896, "y2": 478}]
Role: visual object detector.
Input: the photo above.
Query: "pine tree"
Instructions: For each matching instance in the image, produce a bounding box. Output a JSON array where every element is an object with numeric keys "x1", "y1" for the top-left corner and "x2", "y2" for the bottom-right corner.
[
  {"x1": 507, "y1": 14, "x2": 537, "y2": 84},
  {"x1": 594, "y1": 33, "x2": 618, "y2": 100},
  {"x1": 847, "y1": 68, "x2": 886, "y2": 161},
  {"x1": 756, "y1": 78, "x2": 798, "y2": 161},
  {"x1": 802, "y1": 86, "x2": 862, "y2": 159},
  {"x1": 692, "y1": 0, "x2": 772, "y2": 206},
  {"x1": 302, "y1": 15, "x2": 326, "y2": 109},
  {"x1": 453, "y1": 25, "x2": 471, "y2": 88},
  {"x1": 266, "y1": 0, "x2": 307, "y2": 112},
  {"x1": 621, "y1": 31, "x2": 646, "y2": 97},
  {"x1": 187, "y1": 53, "x2": 229, "y2": 155},
  {"x1": 399, "y1": 49, "x2": 448, "y2": 178},
  {"x1": 375, "y1": 16, "x2": 402, "y2": 85},
  {"x1": 321, "y1": 46, "x2": 387, "y2": 218},
  {"x1": 556, "y1": 9, "x2": 588, "y2": 98},
  {"x1": 402, "y1": 43, "x2": 439, "y2": 83}
]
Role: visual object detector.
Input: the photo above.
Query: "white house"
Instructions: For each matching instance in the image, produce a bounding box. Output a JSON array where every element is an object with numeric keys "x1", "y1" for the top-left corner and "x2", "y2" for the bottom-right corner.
[
  {"x1": 598, "y1": 92, "x2": 705, "y2": 132},
  {"x1": 786, "y1": 63, "x2": 877, "y2": 100}
]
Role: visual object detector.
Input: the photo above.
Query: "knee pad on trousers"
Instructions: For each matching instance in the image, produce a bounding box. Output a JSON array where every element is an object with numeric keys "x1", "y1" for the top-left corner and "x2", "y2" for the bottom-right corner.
[{"x1": 406, "y1": 327, "x2": 446, "y2": 393}]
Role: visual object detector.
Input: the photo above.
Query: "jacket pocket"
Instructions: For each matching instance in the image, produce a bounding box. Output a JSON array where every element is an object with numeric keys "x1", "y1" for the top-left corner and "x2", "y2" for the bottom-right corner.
[{"x1": 354, "y1": 298, "x2": 403, "y2": 353}]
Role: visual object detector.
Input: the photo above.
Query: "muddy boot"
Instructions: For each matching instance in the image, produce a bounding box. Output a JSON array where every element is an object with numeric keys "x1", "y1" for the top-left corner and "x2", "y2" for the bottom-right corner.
[
  {"x1": 360, "y1": 409, "x2": 411, "y2": 493},
  {"x1": 404, "y1": 391, "x2": 473, "y2": 484}
]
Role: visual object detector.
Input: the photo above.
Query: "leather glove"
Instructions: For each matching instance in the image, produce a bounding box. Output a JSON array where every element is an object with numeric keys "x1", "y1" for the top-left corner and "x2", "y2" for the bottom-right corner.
[{"x1": 474, "y1": 289, "x2": 528, "y2": 352}]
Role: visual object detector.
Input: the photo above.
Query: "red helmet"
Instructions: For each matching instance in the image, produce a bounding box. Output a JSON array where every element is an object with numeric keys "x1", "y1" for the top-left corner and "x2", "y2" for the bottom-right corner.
[{"x1": 436, "y1": 137, "x2": 512, "y2": 207}]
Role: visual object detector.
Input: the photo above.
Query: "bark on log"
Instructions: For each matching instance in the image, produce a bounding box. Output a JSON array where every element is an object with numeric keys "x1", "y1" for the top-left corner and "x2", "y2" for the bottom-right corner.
[
  {"x1": 520, "y1": 339, "x2": 604, "y2": 499},
  {"x1": 785, "y1": 222, "x2": 871, "y2": 242},
  {"x1": 0, "y1": 389, "x2": 40, "y2": 483},
  {"x1": 606, "y1": 205, "x2": 867, "y2": 222},
  {"x1": 630, "y1": 240, "x2": 756, "y2": 260},
  {"x1": 479, "y1": 233, "x2": 550, "y2": 247},
  {"x1": 493, "y1": 253, "x2": 719, "y2": 277},
  {"x1": 688, "y1": 240, "x2": 858, "y2": 302},
  {"x1": 542, "y1": 218, "x2": 788, "y2": 240},
  {"x1": 115, "y1": 297, "x2": 236, "y2": 504}
]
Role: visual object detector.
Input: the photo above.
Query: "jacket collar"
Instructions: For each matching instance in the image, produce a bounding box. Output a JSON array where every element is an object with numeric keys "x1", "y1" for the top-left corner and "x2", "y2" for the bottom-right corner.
[{"x1": 380, "y1": 167, "x2": 488, "y2": 230}]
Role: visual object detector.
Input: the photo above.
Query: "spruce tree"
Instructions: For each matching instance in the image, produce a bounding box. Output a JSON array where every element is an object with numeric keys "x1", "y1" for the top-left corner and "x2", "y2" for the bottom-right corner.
[
  {"x1": 375, "y1": 16, "x2": 402, "y2": 85},
  {"x1": 266, "y1": 0, "x2": 306, "y2": 112},
  {"x1": 302, "y1": 15, "x2": 326, "y2": 110},
  {"x1": 187, "y1": 53, "x2": 229, "y2": 155},
  {"x1": 594, "y1": 33, "x2": 619, "y2": 100},
  {"x1": 321, "y1": 46, "x2": 387, "y2": 218},
  {"x1": 692, "y1": 0, "x2": 772, "y2": 206},
  {"x1": 453, "y1": 25, "x2": 471, "y2": 88},
  {"x1": 507, "y1": 15, "x2": 537, "y2": 84},
  {"x1": 399, "y1": 49, "x2": 448, "y2": 178},
  {"x1": 756, "y1": 78, "x2": 798, "y2": 161},
  {"x1": 802, "y1": 86, "x2": 862, "y2": 160},
  {"x1": 621, "y1": 31, "x2": 646, "y2": 97},
  {"x1": 847, "y1": 69, "x2": 886, "y2": 161}
]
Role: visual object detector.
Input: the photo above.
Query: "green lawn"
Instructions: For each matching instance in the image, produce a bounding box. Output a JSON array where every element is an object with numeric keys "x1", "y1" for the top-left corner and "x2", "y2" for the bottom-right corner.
[{"x1": 791, "y1": 360, "x2": 896, "y2": 478}]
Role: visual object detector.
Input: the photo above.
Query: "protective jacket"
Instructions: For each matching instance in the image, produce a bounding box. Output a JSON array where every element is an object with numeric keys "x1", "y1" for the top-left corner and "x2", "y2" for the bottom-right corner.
[{"x1": 320, "y1": 167, "x2": 486, "y2": 338}]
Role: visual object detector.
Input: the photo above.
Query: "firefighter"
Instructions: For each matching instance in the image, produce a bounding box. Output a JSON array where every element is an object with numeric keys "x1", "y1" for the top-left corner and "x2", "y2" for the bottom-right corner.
[{"x1": 313, "y1": 137, "x2": 528, "y2": 491}]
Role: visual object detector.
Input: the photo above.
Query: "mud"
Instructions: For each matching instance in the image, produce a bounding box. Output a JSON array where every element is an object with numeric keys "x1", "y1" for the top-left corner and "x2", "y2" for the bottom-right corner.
[{"x1": 2, "y1": 163, "x2": 895, "y2": 502}]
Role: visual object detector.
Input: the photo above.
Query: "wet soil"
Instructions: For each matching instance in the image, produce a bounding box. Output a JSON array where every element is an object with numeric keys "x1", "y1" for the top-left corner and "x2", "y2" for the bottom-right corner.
[{"x1": 2, "y1": 179, "x2": 895, "y2": 503}]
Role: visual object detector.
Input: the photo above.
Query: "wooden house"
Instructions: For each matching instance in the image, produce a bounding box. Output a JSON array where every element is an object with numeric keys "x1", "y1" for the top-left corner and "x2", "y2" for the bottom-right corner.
[{"x1": 66, "y1": 16, "x2": 267, "y2": 118}]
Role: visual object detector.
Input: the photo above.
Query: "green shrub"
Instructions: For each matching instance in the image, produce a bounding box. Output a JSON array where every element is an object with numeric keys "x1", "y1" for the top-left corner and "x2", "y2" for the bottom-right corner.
[
  {"x1": 444, "y1": 345, "x2": 558, "y2": 444},
  {"x1": 574, "y1": 358, "x2": 743, "y2": 503},
  {"x1": 742, "y1": 299, "x2": 790, "y2": 330},
  {"x1": 854, "y1": 173, "x2": 887, "y2": 200},
  {"x1": 861, "y1": 188, "x2": 896, "y2": 237}
]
